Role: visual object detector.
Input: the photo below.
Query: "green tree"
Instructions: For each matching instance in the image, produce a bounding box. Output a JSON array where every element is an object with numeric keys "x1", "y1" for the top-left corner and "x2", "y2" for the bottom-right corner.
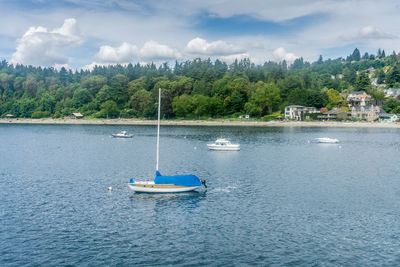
[
  {"x1": 351, "y1": 48, "x2": 361, "y2": 61},
  {"x1": 109, "y1": 74, "x2": 129, "y2": 103},
  {"x1": 128, "y1": 77, "x2": 147, "y2": 95},
  {"x1": 99, "y1": 100, "x2": 119, "y2": 118},
  {"x1": 72, "y1": 88, "x2": 91, "y2": 108},
  {"x1": 130, "y1": 89, "x2": 154, "y2": 117},
  {"x1": 383, "y1": 98, "x2": 400, "y2": 113},
  {"x1": 81, "y1": 75, "x2": 107, "y2": 96},
  {"x1": 288, "y1": 88, "x2": 309, "y2": 106},
  {"x1": 327, "y1": 89, "x2": 343, "y2": 107},
  {"x1": 371, "y1": 91, "x2": 385, "y2": 101},
  {"x1": 38, "y1": 92, "x2": 56, "y2": 113},
  {"x1": 374, "y1": 69, "x2": 386, "y2": 84},
  {"x1": 386, "y1": 64, "x2": 400, "y2": 87},
  {"x1": 225, "y1": 90, "x2": 245, "y2": 114},
  {"x1": 96, "y1": 85, "x2": 113, "y2": 103},
  {"x1": 354, "y1": 72, "x2": 371, "y2": 91},
  {"x1": 192, "y1": 94, "x2": 211, "y2": 118},
  {"x1": 172, "y1": 94, "x2": 194, "y2": 118},
  {"x1": 17, "y1": 97, "x2": 36, "y2": 118},
  {"x1": 343, "y1": 68, "x2": 357, "y2": 85}
]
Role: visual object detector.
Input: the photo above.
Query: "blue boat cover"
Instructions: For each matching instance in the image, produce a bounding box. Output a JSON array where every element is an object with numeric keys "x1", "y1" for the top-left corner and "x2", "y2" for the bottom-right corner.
[{"x1": 154, "y1": 171, "x2": 201, "y2": 186}]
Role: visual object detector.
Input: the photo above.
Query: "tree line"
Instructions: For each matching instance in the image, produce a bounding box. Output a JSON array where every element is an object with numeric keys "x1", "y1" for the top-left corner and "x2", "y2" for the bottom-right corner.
[{"x1": 1, "y1": 48, "x2": 400, "y2": 120}]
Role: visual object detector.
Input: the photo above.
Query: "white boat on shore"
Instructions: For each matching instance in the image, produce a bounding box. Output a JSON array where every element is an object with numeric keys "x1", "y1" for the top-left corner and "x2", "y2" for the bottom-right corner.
[
  {"x1": 316, "y1": 137, "x2": 339, "y2": 143},
  {"x1": 112, "y1": 130, "x2": 133, "y2": 138},
  {"x1": 207, "y1": 138, "x2": 240, "y2": 151},
  {"x1": 128, "y1": 89, "x2": 206, "y2": 193}
]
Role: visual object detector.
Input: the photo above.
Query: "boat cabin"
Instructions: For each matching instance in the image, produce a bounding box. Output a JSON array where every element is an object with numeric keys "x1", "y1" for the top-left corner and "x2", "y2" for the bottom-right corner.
[{"x1": 215, "y1": 139, "x2": 231, "y2": 145}]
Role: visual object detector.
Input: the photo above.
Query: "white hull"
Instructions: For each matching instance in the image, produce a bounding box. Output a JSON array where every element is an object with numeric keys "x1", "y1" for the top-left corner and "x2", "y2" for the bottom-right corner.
[
  {"x1": 128, "y1": 182, "x2": 200, "y2": 193},
  {"x1": 207, "y1": 144, "x2": 240, "y2": 151},
  {"x1": 316, "y1": 137, "x2": 339, "y2": 143},
  {"x1": 112, "y1": 134, "x2": 133, "y2": 138}
]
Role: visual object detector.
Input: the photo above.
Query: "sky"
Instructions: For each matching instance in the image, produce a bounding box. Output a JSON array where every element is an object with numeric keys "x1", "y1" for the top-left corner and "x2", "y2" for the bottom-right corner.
[{"x1": 0, "y1": 0, "x2": 399, "y2": 70}]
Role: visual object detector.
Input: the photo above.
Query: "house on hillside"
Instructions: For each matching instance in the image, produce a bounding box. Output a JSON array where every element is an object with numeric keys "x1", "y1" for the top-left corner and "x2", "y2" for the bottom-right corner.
[
  {"x1": 71, "y1": 113, "x2": 83, "y2": 119},
  {"x1": 350, "y1": 105, "x2": 387, "y2": 121},
  {"x1": 384, "y1": 88, "x2": 400, "y2": 99},
  {"x1": 318, "y1": 108, "x2": 349, "y2": 121},
  {"x1": 379, "y1": 112, "x2": 398, "y2": 123},
  {"x1": 347, "y1": 91, "x2": 371, "y2": 107},
  {"x1": 3, "y1": 114, "x2": 15, "y2": 119},
  {"x1": 365, "y1": 67, "x2": 375, "y2": 78},
  {"x1": 285, "y1": 105, "x2": 318, "y2": 120}
]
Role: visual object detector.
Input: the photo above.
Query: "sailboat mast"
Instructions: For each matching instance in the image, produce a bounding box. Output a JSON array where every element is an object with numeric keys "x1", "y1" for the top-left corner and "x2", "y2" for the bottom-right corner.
[{"x1": 156, "y1": 88, "x2": 161, "y2": 171}]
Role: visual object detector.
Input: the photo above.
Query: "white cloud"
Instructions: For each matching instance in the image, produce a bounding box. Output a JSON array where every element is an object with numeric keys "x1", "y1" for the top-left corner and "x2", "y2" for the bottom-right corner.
[
  {"x1": 272, "y1": 47, "x2": 298, "y2": 63},
  {"x1": 10, "y1": 18, "x2": 83, "y2": 66},
  {"x1": 96, "y1": 42, "x2": 138, "y2": 63},
  {"x1": 140, "y1": 41, "x2": 182, "y2": 60},
  {"x1": 358, "y1": 26, "x2": 395, "y2": 40},
  {"x1": 2, "y1": 1, "x2": 400, "y2": 68},
  {"x1": 54, "y1": 63, "x2": 71, "y2": 70},
  {"x1": 88, "y1": 40, "x2": 182, "y2": 67},
  {"x1": 185, "y1": 37, "x2": 245, "y2": 56},
  {"x1": 82, "y1": 61, "x2": 121, "y2": 71},
  {"x1": 219, "y1": 53, "x2": 250, "y2": 64}
]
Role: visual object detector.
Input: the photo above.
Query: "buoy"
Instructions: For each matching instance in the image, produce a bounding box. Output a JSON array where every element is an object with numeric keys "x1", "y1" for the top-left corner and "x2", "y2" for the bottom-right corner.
[
  {"x1": 194, "y1": 146, "x2": 197, "y2": 150},
  {"x1": 108, "y1": 186, "x2": 113, "y2": 191}
]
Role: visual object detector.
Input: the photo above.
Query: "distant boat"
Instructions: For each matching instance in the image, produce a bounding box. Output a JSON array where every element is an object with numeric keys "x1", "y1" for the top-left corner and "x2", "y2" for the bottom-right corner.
[
  {"x1": 112, "y1": 131, "x2": 133, "y2": 138},
  {"x1": 207, "y1": 138, "x2": 240, "y2": 151},
  {"x1": 128, "y1": 88, "x2": 206, "y2": 193},
  {"x1": 315, "y1": 137, "x2": 339, "y2": 143}
]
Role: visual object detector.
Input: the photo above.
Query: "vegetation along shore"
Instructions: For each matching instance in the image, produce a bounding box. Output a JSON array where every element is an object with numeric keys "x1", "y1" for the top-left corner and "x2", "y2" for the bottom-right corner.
[
  {"x1": 2, "y1": 118, "x2": 400, "y2": 128},
  {"x1": 1, "y1": 48, "x2": 400, "y2": 122}
]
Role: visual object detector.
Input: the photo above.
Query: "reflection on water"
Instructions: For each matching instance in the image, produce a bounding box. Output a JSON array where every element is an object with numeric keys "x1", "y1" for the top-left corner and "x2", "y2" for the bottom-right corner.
[{"x1": 1, "y1": 124, "x2": 400, "y2": 266}]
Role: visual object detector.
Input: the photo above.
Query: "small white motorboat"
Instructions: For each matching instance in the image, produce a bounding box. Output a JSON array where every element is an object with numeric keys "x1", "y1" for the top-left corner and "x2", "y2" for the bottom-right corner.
[
  {"x1": 112, "y1": 130, "x2": 133, "y2": 138},
  {"x1": 315, "y1": 137, "x2": 339, "y2": 143},
  {"x1": 207, "y1": 138, "x2": 240, "y2": 151}
]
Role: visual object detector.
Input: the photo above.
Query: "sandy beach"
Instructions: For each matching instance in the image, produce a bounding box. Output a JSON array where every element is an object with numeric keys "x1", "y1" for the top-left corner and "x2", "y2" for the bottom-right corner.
[{"x1": 1, "y1": 118, "x2": 400, "y2": 128}]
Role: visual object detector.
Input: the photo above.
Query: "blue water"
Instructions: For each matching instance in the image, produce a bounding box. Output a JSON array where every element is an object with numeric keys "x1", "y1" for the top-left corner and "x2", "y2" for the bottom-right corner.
[{"x1": 1, "y1": 124, "x2": 400, "y2": 266}]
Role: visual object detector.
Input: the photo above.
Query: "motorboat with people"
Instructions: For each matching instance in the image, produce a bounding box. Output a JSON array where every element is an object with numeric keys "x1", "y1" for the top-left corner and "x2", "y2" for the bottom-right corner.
[
  {"x1": 315, "y1": 137, "x2": 339, "y2": 143},
  {"x1": 128, "y1": 88, "x2": 206, "y2": 193},
  {"x1": 112, "y1": 130, "x2": 133, "y2": 138},
  {"x1": 207, "y1": 138, "x2": 240, "y2": 151}
]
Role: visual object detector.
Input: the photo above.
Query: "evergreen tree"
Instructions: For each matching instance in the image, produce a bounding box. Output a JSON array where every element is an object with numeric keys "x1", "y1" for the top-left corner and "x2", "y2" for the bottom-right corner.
[
  {"x1": 351, "y1": 48, "x2": 361, "y2": 61},
  {"x1": 354, "y1": 71, "x2": 371, "y2": 91},
  {"x1": 386, "y1": 63, "x2": 400, "y2": 87}
]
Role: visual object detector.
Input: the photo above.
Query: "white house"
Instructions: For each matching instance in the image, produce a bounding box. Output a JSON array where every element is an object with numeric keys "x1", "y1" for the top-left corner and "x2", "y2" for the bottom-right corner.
[{"x1": 285, "y1": 105, "x2": 318, "y2": 120}]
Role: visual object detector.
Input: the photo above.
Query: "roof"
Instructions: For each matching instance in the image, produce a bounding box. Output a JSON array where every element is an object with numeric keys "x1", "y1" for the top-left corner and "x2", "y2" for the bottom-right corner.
[
  {"x1": 72, "y1": 112, "x2": 83, "y2": 116},
  {"x1": 378, "y1": 109, "x2": 395, "y2": 118},
  {"x1": 349, "y1": 91, "x2": 367, "y2": 95},
  {"x1": 323, "y1": 109, "x2": 342, "y2": 115},
  {"x1": 348, "y1": 91, "x2": 371, "y2": 98},
  {"x1": 285, "y1": 105, "x2": 305, "y2": 108}
]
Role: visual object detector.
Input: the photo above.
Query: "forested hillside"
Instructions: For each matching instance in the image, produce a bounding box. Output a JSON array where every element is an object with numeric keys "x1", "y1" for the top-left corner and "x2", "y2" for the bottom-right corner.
[{"x1": 1, "y1": 48, "x2": 400, "y2": 119}]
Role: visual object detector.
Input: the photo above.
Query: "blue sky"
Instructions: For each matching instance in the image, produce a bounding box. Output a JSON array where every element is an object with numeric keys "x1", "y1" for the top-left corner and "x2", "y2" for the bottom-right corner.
[{"x1": 0, "y1": 0, "x2": 399, "y2": 69}]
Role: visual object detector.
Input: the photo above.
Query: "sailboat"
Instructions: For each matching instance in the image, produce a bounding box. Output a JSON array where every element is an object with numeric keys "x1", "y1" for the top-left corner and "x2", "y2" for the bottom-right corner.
[{"x1": 128, "y1": 88, "x2": 206, "y2": 193}]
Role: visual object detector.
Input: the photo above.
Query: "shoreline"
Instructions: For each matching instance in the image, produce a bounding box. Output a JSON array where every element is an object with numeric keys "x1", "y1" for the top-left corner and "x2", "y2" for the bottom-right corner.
[{"x1": 1, "y1": 118, "x2": 400, "y2": 128}]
